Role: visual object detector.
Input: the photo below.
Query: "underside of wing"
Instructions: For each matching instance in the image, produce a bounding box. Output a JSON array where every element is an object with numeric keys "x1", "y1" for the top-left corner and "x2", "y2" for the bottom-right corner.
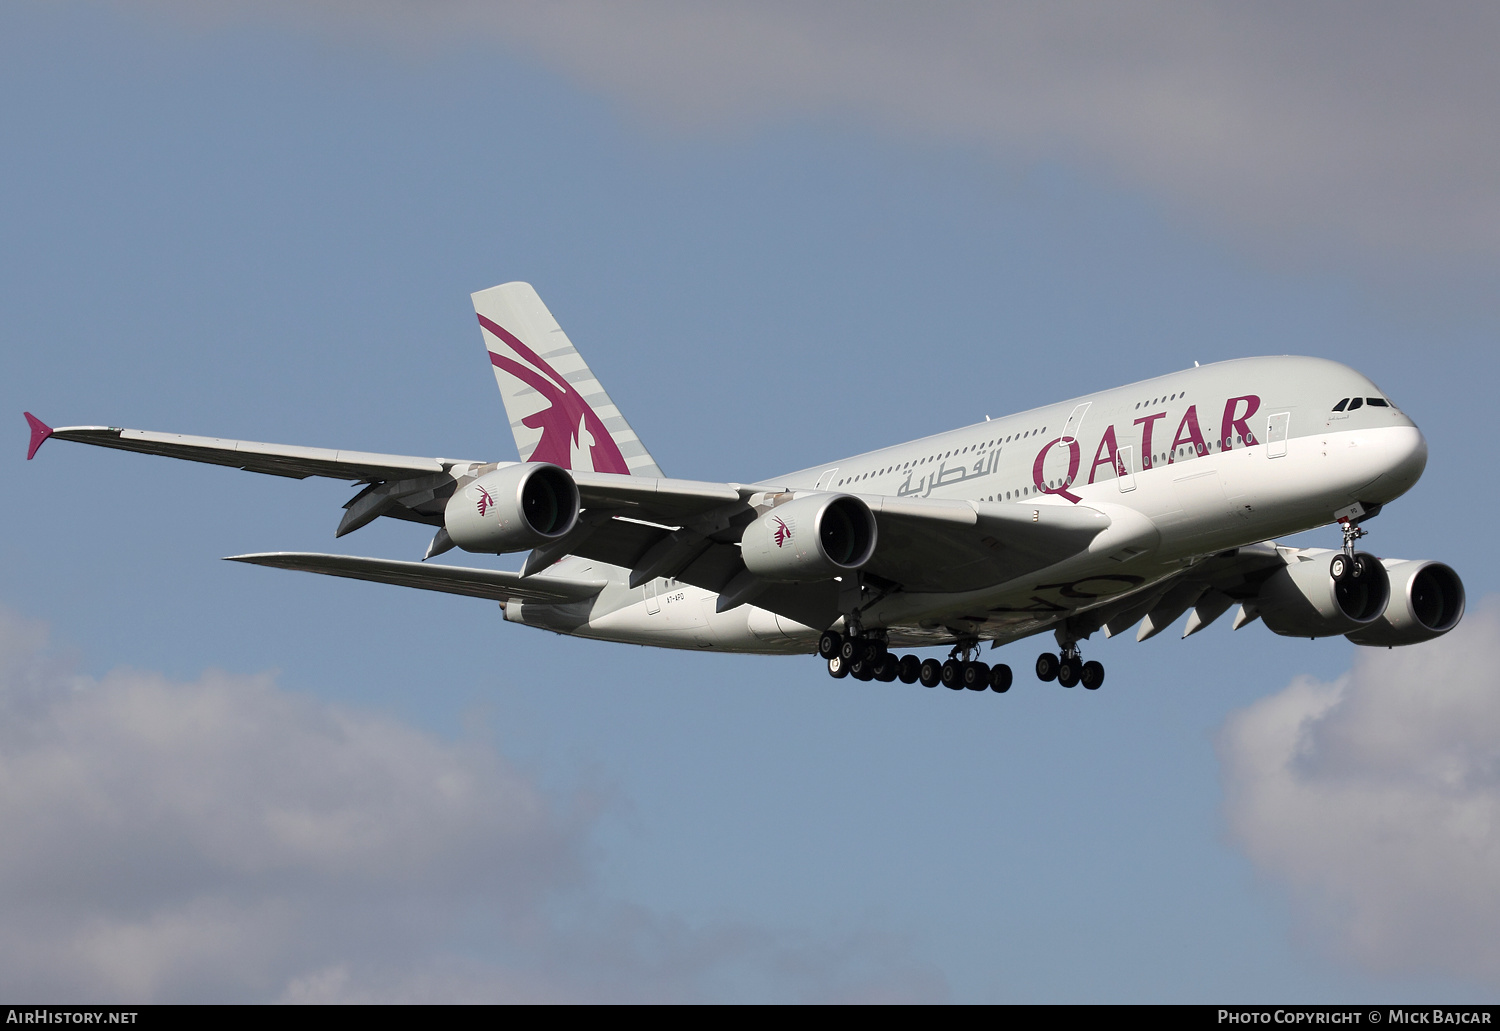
[
  {"x1": 1066, "y1": 542, "x2": 1288, "y2": 644},
  {"x1": 548, "y1": 484, "x2": 1113, "y2": 632},
  {"x1": 862, "y1": 497, "x2": 1110, "y2": 593},
  {"x1": 227, "y1": 552, "x2": 607, "y2": 605}
]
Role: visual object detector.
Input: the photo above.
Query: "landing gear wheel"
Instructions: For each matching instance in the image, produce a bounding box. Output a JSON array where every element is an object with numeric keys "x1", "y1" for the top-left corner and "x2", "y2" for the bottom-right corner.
[
  {"x1": 1329, "y1": 554, "x2": 1351, "y2": 582},
  {"x1": 963, "y1": 662, "x2": 990, "y2": 691},
  {"x1": 827, "y1": 655, "x2": 850, "y2": 679},
  {"x1": 1080, "y1": 660, "x2": 1105, "y2": 690},
  {"x1": 851, "y1": 658, "x2": 875, "y2": 681},
  {"x1": 989, "y1": 664, "x2": 1013, "y2": 693},
  {"x1": 897, "y1": 654, "x2": 922, "y2": 684},
  {"x1": 1057, "y1": 658, "x2": 1080, "y2": 688},
  {"x1": 839, "y1": 637, "x2": 866, "y2": 663},
  {"x1": 1036, "y1": 653, "x2": 1060, "y2": 682},
  {"x1": 818, "y1": 631, "x2": 843, "y2": 659},
  {"x1": 940, "y1": 659, "x2": 964, "y2": 690},
  {"x1": 918, "y1": 658, "x2": 943, "y2": 688},
  {"x1": 873, "y1": 654, "x2": 899, "y2": 682},
  {"x1": 1352, "y1": 554, "x2": 1373, "y2": 580}
]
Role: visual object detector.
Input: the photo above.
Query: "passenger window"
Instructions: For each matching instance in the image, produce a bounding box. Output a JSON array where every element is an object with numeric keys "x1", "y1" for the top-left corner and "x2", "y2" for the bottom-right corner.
[
  {"x1": 1348, "y1": 397, "x2": 1363, "y2": 410},
  {"x1": 1367, "y1": 397, "x2": 1389, "y2": 407},
  {"x1": 1332, "y1": 398, "x2": 1349, "y2": 412}
]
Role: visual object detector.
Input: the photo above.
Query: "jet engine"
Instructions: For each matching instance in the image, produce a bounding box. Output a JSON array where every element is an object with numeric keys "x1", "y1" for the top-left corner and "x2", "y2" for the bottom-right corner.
[
  {"x1": 740, "y1": 493, "x2": 877, "y2": 582},
  {"x1": 1255, "y1": 549, "x2": 1390, "y2": 638},
  {"x1": 444, "y1": 463, "x2": 579, "y2": 554},
  {"x1": 1346, "y1": 560, "x2": 1465, "y2": 646}
]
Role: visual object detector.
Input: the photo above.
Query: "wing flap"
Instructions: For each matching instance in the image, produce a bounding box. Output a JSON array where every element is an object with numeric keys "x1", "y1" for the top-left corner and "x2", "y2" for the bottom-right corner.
[{"x1": 227, "y1": 552, "x2": 606, "y2": 604}]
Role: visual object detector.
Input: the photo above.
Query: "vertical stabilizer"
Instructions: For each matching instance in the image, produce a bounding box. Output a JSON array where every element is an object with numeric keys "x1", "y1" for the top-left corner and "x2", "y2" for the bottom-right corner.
[{"x1": 472, "y1": 282, "x2": 664, "y2": 477}]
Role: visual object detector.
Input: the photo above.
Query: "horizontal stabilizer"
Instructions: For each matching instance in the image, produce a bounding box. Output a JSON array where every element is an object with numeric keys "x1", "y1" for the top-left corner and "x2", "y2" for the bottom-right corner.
[{"x1": 227, "y1": 552, "x2": 606, "y2": 605}]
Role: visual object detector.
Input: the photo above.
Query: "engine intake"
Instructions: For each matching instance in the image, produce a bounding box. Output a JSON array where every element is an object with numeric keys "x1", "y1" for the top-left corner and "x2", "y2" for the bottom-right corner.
[
  {"x1": 444, "y1": 463, "x2": 579, "y2": 554},
  {"x1": 1257, "y1": 549, "x2": 1390, "y2": 639},
  {"x1": 740, "y1": 493, "x2": 877, "y2": 582},
  {"x1": 1346, "y1": 560, "x2": 1465, "y2": 646}
]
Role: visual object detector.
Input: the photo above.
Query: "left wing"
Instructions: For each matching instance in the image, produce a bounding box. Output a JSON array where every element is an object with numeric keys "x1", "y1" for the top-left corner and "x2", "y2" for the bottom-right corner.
[
  {"x1": 228, "y1": 552, "x2": 607, "y2": 605},
  {"x1": 27, "y1": 414, "x2": 480, "y2": 481},
  {"x1": 27, "y1": 413, "x2": 1116, "y2": 630},
  {"x1": 26, "y1": 412, "x2": 490, "y2": 535}
]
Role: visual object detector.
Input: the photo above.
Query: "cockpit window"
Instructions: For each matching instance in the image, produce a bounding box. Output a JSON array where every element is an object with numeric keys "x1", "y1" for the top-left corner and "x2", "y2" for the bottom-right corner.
[
  {"x1": 1332, "y1": 398, "x2": 1349, "y2": 412},
  {"x1": 1347, "y1": 397, "x2": 1364, "y2": 410},
  {"x1": 1366, "y1": 397, "x2": 1389, "y2": 407}
]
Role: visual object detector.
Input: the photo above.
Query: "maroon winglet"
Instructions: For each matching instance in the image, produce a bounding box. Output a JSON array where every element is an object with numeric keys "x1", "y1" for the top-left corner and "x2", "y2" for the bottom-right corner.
[{"x1": 24, "y1": 412, "x2": 53, "y2": 461}]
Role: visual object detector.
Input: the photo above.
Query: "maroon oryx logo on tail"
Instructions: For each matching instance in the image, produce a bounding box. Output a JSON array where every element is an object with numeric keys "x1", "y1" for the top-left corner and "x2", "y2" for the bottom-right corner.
[{"x1": 478, "y1": 314, "x2": 631, "y2": 475}]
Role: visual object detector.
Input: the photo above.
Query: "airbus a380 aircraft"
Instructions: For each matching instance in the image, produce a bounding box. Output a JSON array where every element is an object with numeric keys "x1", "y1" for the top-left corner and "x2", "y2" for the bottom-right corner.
[{"x1": 26, "y1": 283, "x2": 1465, "y2": 693}]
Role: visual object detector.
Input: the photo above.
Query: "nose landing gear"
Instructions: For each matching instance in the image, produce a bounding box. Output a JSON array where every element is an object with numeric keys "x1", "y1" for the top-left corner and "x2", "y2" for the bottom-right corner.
[{"x1": 1330, "y1": 503, "x2": 1382, "y2": 581}]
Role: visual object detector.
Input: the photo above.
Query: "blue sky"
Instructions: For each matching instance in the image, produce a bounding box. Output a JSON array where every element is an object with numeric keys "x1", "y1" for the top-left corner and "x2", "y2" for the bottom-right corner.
[{"x1": 3, "y1": 2, "x2": 1498, "y2": 1002}]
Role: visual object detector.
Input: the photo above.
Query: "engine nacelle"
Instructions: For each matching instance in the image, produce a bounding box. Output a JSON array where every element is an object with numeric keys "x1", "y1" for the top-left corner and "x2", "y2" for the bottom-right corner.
[
  {"x1": 740, "y1": 493, "x2": 877, "y2": 582},
  {"x1": 1346, "y1": 560, "x2": 1465, "y2": 646},
  {"x1": 1256, "y1": 549, "x2": 1390, "y2": 639},
  {"x1": 444, "y1": 463, "x2": 579, "y2": 554}
]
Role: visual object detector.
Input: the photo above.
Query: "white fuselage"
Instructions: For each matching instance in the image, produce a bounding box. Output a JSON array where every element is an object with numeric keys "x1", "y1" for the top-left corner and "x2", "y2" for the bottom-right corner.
[{"x1": 505, "y1": 356, "x2": 1427, "y2": 654}]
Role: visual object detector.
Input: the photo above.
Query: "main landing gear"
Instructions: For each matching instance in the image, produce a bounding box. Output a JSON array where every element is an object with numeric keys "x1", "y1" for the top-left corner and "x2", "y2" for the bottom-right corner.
[
  {"x1": 1034, "y1": 643, "x2": 1105, "y2": 690},
  {"x1": 819, "y1": 631, "x2": 1012, "y2": 694}
]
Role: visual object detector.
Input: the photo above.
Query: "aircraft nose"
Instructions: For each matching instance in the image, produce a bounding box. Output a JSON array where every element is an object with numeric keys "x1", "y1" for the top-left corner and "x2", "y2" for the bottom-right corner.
[
  {"x1": 1364, "y1": 425, "x2": 1427, "y2": 503},
  {"x1": 1400, "y1": 425, "x2": 1428, "y2": 479}
]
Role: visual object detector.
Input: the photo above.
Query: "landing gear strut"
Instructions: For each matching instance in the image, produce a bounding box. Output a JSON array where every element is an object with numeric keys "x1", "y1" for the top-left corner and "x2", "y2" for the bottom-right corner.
[
  {"x1": 1331, "y1": 518, "x2": 1369, "y2": 582},
  {"x1": 1330, "y1": 506, "x2": 1379, "y2": 582}
]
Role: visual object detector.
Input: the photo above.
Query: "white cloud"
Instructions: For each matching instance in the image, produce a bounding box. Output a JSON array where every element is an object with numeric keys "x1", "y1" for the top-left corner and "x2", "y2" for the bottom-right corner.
[
  {"x1": 126, "y1": 1, "x2": 1500, "y2": 270},
  {"x1": 1219, "y1": 600, "x2": 1500, "y2": 986},
  {"x1": 0, "y1": 607, "x2": 941, "y2": 1002}
]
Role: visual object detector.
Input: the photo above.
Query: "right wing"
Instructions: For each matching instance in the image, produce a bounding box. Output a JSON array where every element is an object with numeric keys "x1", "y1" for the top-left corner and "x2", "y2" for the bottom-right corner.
[{"x1": 545, "y1": 477, "x2": 1116, "y2": 631}]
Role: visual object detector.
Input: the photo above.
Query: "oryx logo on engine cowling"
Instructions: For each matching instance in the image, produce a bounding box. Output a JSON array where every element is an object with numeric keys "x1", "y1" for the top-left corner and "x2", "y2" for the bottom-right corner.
[
  {"x1": 475, "y1": 485, "x2": 495, "y2": 517},
  {"x1": 772, "y1": 516, "x2": 792, "y2": 548}
]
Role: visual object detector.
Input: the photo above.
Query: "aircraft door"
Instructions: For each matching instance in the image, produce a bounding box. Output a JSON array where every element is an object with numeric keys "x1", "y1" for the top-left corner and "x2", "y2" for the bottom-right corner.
[
  {"x1": 815, "y1": 468, "x2": 840, "y2": 490},
  {"x1": 1115, "y1": 445, "x2": 1137, "y2": 492},
  {"x1": 1266, "y1": 412, "x2": 1290, "y2": 458},
  {"x1": 1061, "y1": 403, "x2": 1091, "y2": 444}
]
